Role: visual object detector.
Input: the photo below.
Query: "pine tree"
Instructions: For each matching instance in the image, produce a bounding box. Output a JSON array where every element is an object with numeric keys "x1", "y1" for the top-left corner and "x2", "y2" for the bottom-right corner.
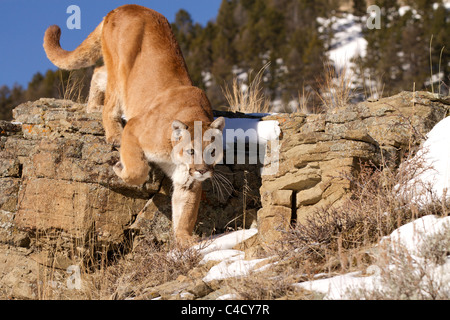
[
  {"x1": 211, "y1": 0, "x2": 238, "y2": 84},
  {"x1": 359, "y1": 0, "x2": 449, "y2": 96}
]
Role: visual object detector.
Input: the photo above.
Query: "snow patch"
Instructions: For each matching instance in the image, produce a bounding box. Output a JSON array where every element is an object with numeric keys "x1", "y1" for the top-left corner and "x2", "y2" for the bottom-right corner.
[
  {"x1": 318, "y1": 14, "x2": 368, "y2": 72},
  {"x1": 402, "y1": 116, "x2": 450, "y2": 204},
  {"x1": 294, "y1": 215, "x2": 450, "y2": 299},
  {"x1": 221, "y1": 117, "x2": 280, "y2": 148},
  {"x1": 193, "y1": 228, "x2": 258, "y2": 256},
  {"x1": 200, "y1": 249, "x2": 245, "y2": 265},
  {"x1": 203, "y1": 257, "x2": 271, "y2": 282},
  {"x1": 381, "y1": 215, "x2": 450, "y2": 257}
]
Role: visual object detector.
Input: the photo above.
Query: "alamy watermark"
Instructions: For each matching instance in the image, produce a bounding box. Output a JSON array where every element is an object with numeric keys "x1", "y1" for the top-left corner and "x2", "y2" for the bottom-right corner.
[
  {"x1": 66, "y1": 265, "x2": 82, "y2": 290},
  {"x1": 367, "y1": 5, "x2": 381, "y2": 30},
  {"x1": 171, "y1": 121, "x2": 280, "y2": 176},
  {"x1": 66, "y1": 5, "x2": 81, "y2": 30}
]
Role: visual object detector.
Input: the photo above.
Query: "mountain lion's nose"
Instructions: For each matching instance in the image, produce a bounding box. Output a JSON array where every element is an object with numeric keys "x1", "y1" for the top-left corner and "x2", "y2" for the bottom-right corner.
[{"x1": 197, "y1": 169, "x2": 208, "y2": 175}]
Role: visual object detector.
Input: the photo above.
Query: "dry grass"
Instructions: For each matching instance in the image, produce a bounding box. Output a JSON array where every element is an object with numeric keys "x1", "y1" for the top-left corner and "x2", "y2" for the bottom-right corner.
[
  {"x1": 57, "y1": 70, "x2": 87, "y2": 103},
  {"x1": 346, "y1": 222, "x2": 450, "y2": 300},
  {"x1": 25, "y1": 151, "x2": 449, "y2": 300},
  {"x1": 29, "y1": 236, "x2": 202, "y2": 300},
  {"x1": 355, "y1": 61, "x2": 385, "y2": 102},
  {"x1": 223, "y1": 63, "x2": 271, "y2": 113},
  {"x1": 16, "y1": 78, "x2": 448, "y2": 300},
  {"x1": 316, "y1": 62, "x2": 355, "y2": 111},
  {"x1": 297, "y1": 86, "x2": 325, "y2": 114},
  {"x1": 224, "y1": 268, "x2": 311, "y2": 300},
  {"x1": 97, "y1": 238, "x2": 201, "y2": 299},
  {"x1": 269, "y1": 151, "x2": 447, "y2": 280}
]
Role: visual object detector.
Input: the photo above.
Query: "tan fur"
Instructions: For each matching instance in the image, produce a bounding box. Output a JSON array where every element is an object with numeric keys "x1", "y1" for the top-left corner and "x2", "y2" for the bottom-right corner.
[
  {"x1": 86, "y1": 66, "x2": 106, "y2": 113},
  {"x1": 43, "y1": 22, "x2": 103, "y2": 70},
  {"x1": 43, "y1": 5, "x2": 225, "y2": 244}
]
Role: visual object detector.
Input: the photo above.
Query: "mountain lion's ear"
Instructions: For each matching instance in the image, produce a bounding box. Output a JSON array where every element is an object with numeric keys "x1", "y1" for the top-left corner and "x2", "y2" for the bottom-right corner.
[
  {"x1": 172, "y1": 120, "x2": 188, "y2": 131},
  {"x1": 172, "y1": 120, "x2": 188, "y2": 141},
  {"x1": 210, "y1": 117, "x2": 225, "y2": 131}
]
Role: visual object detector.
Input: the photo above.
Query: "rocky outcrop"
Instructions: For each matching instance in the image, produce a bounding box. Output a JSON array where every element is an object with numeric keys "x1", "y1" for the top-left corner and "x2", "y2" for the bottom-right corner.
[
  {"x1": 1, "y1": 92, "x2": 449, "y2": 262},
  {"x1": 1, "y1": 91, "x2": 449, "y2": 300},
  {"x1": 257, "y1": 91, "x2": 450, "y2": 244},
  {"x1": 0, "y1": 99, "x2": 262, "y2": 261}
]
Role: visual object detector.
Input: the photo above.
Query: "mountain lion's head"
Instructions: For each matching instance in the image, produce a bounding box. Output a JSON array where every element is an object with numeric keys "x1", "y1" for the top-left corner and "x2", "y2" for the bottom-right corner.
[{"x1": 171, "y1": 117, "x2": 225, "y2": 182}]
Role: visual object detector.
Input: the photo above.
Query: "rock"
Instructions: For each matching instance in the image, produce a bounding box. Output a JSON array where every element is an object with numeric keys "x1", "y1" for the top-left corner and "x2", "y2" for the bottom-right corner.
[
  {"x1": 257, "y1": 206, "x2": 291, "y2": 244},
  {"x1": 141, "y1": 279, "x2": 192, "y2": 300},
  {"x1": 0, "y1": 178, "x2": 20, "y2": 213},
  {"x1": 296, "y1": 183, "x2": 324, "y2": 206},
  {"x1": 0, "y1": 244, "x2": 38, "y2": 300},
  {"x1": 0, "y1": 210, "x2": 15, "y2": 244},
  {"x1": 2, "y1": 267, "x2": 37, "y2": 299},
  {"x1": 128, "y1": 193, "x2": 173, "y2": 243},
  {"x1": 15, "y1": 178, "x2": 145, "y2": 244},
  {"x1": 29, "y1": 251, "x2": 75, "y2": 270},
  {"x1": 257, "y1": 91, "x2": 450, "y2": 245},
  {"x1": 261, "y1": 190, "x2": 292, "y2": 207},
  {"x1": 1, "y1": 92, "x2": 447, "y2": 299},
  {"x1": 187, "y1": 279, "x2": 213, "y2": 298},
  {"x1": 1, "y1": 98, "x2": 262, "y2": 259},
  {"x1": 198, "y1": 287, "x2": 234, "y2": 300}
]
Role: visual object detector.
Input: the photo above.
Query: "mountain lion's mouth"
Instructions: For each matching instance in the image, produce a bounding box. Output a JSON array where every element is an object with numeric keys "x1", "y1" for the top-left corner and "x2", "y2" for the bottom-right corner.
[{"x1": 191, "y1": 169, "x2": 212, "y2": 181}]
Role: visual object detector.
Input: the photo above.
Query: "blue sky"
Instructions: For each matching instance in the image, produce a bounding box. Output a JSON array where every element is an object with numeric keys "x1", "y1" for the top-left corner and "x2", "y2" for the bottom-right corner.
[{"x1": 0, "y1": 0, "x2": 222, "y2": 88}]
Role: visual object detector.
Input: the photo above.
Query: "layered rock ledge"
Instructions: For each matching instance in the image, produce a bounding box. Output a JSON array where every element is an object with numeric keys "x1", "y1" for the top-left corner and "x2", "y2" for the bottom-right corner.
[
  {"x1": 0, "y1": 99, "x2": 262, "y2": 258},
  {"x1": 257, "y1": 91, "x2": 450, "y2": 244},
  {"x1": 1, "y1": 91, "x2": 449, "y2": 258}
]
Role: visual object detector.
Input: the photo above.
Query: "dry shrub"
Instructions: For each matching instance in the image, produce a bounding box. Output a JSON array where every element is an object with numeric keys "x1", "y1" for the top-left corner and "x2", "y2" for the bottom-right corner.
[
  {"x1": 419, "y1": 225, "x2": 450, "y2": 265},
  {"x1": 57, "y1": 70, "x2": 88, "y2": 103},
  {"x1": 223, "y1": 63, "x2": 271, "y2": 113},
  {"x1": 274, "y1": 153, "x2": 446, "y2": 275},
  {"x1": 346, "y1": 223, "x2": 450, "y2": 300},
  {"x1": 224, "y1": 269, "x2": 308, "y2": 300},
  {"x1": 101, "y1": 238, "x2": 201, "y2": 299},
  {"x1": 316, "y1": 62, "x2": 355, "y2": 111}
]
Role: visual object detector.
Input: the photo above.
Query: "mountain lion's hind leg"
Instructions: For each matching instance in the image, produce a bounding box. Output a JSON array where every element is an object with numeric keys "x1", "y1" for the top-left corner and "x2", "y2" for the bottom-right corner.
[
  {"x1": 113, "y1": 123, "x2": 149, "y2": 185},
  {"x1": 86, "y1": 66, "x2": 106, "y2": 113}
]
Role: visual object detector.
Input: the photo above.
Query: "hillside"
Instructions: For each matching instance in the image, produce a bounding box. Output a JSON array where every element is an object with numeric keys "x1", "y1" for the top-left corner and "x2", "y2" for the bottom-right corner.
[
  {"x1": 0, "y1": 0, "x2": 449, "y2": 302},
  {"x1": 0, "y1": 91, "x2": 449, "y2": 300}
]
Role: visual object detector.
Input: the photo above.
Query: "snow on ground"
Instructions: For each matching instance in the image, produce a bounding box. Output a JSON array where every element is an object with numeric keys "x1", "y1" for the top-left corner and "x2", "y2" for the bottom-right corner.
[
  {"x1": 185, "y1": 115, "x2": 450, "y2": 299},
  {"x1": 381, "y1": 215, "x2": 450, "y2": 256},
  {"x1": 317, "y1": 14, "x2": 367, "y2": 73},
  {"x1": 203, "y1": 256, "x2": 272, "y2": 283},
  {"x1": 294, "y1": 115, "x2": 450, "y2": 299},
  {"x1": 295, "y1": 215, "x2": 450, "y2": 299},
  {"x1": 401, "y1": 116, "x2": 450, "y2": 205},
  {"x1": 192, "y1": 7, "x2": 450, "y2": 300},
  {"x1": 187, "y1": 214, "x2": 449, "y2": 299},
  {"x1": 294, "y1": 271, "x2": 377, "y2": 300},
  {"x1": 193, "y1": 228, "x2": 258, "y2": 256},
  {"x1": 189, "y1": 228, "x2": 275, "y2": 285}
]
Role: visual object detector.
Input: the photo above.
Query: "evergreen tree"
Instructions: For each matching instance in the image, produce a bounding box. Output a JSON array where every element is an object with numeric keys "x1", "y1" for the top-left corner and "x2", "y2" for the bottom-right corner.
[
  {"x1": 360, "y1": 0, "x2": 449, "y2": 95},
  {"x1": 211, "y1": 0, "x2": 238, "y2": 84},
  {"x1": 0, "y1": 84, "x2": 24, "y2": 120}
]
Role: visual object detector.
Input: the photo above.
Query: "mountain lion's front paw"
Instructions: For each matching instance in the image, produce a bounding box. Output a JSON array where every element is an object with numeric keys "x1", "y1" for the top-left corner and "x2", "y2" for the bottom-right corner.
[{"x1": 113, "y1": 161, "x2": 123, "y2": 177}]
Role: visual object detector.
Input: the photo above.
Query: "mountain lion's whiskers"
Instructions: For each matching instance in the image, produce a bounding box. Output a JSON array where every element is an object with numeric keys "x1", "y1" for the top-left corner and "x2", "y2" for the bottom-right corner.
[{"x1": 211, "y1": 171, "x2": 234, "y2": 201}]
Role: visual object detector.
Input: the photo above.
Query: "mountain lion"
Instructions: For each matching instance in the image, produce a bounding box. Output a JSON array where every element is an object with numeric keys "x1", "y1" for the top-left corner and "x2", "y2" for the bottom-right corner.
[{"x1": 43, "y1": 4, "x2": 225, "y2": 244}]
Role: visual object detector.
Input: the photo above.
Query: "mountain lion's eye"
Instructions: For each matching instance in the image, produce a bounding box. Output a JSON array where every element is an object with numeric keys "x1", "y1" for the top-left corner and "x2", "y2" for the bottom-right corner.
[{"x1": 186, "y1": 149, "x2": 195, "y2": 155}]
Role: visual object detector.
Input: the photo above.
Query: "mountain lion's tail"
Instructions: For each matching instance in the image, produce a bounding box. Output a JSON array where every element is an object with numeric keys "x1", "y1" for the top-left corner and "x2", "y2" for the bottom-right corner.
[{"x1": 43, "y1": 20, "x2": 104, "y2": 70}]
